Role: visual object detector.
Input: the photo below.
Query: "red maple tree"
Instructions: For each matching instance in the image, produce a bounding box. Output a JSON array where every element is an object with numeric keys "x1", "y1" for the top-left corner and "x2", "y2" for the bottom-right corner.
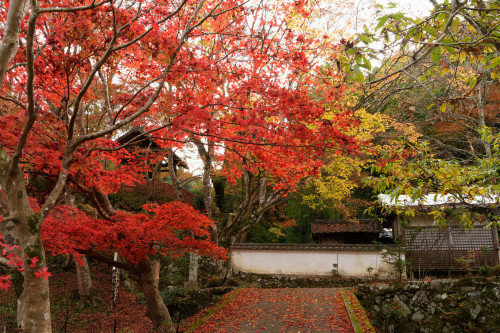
[
  {"x1": 42, "y1": 202, "x2": 226, "y2": 265},
  {"x1": 0, "y1": 0, "x2": 359, "y2": 332}
]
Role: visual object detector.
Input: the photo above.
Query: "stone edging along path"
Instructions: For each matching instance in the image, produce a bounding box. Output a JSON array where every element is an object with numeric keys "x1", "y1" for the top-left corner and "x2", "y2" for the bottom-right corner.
[
  {"x1": 184, "y1": 288, "x2": 376, "y2": 332},
  {"x1": 183, "y1": 288, "x2": 244, "y2": 333},
  {"x1": 340, "y1": 289, "x2": 376, "y2": 333}
]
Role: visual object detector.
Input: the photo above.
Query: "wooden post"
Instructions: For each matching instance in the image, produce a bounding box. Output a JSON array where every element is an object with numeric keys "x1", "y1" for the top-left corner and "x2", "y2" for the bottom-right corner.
[
  {"x1": 393, "y1": 215, "x2": 401, "y2": 241},
  {"x1": 447, "y1": 225, "x2": 453, "y2": 279},
  {"x1": 492, "y1": 223, "x2": 500, "y2": 265}
]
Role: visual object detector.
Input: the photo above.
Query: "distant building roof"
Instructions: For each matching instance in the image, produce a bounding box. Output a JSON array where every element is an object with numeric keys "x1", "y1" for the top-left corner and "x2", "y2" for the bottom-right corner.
[
  {"x1": 116, "y1": 126, "x2": 160, "y2": 151},
  {"x1": 115, "y1": 127, "x2": 188, "y2": 169},
  {"x1": 378, "y1": 193, "x2": 498, "y2": 207},
  {"x1": 311, "y1": 219, "x2": 381, "y2": 234}
]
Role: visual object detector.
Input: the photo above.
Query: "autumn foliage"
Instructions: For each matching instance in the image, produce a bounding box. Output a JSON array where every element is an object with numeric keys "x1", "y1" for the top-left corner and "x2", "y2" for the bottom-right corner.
[
  {"x1": 190, "y1": 288, "x2": 354, "y2": 332},
  {"x1": 0, "y1": 233, "x2": 45, "y2": 290},
  {"x1": 0, "y1": 0, "x2": 362, "y2": 329},
  {"x1": 42, "y1": 202, "x2": 226, "y2": 264}
]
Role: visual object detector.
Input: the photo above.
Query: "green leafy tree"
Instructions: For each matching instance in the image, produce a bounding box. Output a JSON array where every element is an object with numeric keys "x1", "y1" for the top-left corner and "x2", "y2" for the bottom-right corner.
[
  {"x1": 353, "y1": 0, "x2": 500, "y2": 160},
  {"x1": 366, "y1": 130, "x2": 500, "y2": 227}
]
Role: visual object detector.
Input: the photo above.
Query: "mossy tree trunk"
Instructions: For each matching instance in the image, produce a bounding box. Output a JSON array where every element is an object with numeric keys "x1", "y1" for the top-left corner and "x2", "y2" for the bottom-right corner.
[
  {"x1": 0, "y1": 151, "x2": 52, "y2": 333},
  {"x1": 135, "y1": 257, "x2": 175, "y2": 333}
]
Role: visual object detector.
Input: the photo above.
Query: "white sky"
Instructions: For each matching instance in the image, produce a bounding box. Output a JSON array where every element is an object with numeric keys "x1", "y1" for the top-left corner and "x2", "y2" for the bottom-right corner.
[{"x1": 376, "y1": 0, "x2": 435, "y2": 17}]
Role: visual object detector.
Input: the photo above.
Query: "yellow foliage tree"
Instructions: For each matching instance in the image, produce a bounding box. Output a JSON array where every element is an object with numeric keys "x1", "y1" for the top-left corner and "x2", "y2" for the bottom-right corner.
[{"x1": 301, "y1": 107, "x2": 420, "y2": 218}]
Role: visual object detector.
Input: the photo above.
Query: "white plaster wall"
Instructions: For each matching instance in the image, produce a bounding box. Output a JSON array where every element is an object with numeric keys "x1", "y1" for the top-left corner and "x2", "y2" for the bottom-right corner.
[{"x1": 231, "y1": 249, "x2": 395, "y2": 278}]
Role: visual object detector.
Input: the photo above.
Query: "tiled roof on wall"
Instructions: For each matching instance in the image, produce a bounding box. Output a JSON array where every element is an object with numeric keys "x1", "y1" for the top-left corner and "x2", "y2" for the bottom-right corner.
[
  {"x1": 231, "y1": 243, "x2": 394, "y2": 252},
  {"x1": 311, "y1": 219, "x2": 381, "y2": 234}
]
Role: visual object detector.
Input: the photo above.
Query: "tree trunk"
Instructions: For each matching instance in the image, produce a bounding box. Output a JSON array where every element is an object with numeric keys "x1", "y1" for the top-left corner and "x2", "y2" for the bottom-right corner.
[
  {"x1": 136, "y1": 258, "x2": 175, "y2": 333},
  {"x1": 193, "y1": 141, "x2": 213, "y2": 219},
  {"x1": 0, "y1": 152, "x2": 52, "y2": 333},
  {"x1": 152, "y1": 259, "x2": 160, "y2": 284},
  {"x1": 16, "y1": 235, "x2": 51, "y2": 333},
  {"x1": 62, "y1": 254, "x2": 73, "y2": 269},
  {"x1": 65, "y1": 186, "x2": 94, "y2": 307},
  {"x1": 476, "y1": 75, "x2": 493, "y2": 158},
  {"x1": 110, "y1": 252, "x2": 120, "y2": 310},
  {"x1": 0, "y1": 0, "x2": 27, "y2": 89},
  {"x1": 92, "y1": 188, "x2": 115, "y2": 217},
  {"x1": 167, "y1": 149, "x2": 184, "y2": 202},
  {"x1": 148, "y1": 160, "x2": 163, "y2": 200},
  {"x1": 185, "y1": 252, "x2": 199, "y2": 290},
  {"x1": 191, "y1": 141, "x2": 217, "y2": 284},
  {"x1": 75, "y1": 255, "x2": 93, "y2": 307},
  {"x1": 169, "y1": 148, "x2": 200, "y2": 289},
  {"x1": 219, "y1": 255, "x2": 233, "y2": 282}
]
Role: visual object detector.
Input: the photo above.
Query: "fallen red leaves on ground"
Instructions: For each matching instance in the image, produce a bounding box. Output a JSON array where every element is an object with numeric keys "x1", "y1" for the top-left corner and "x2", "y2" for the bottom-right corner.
[
  {"x1": 194, "y1": 288, "x2": 353, "y2": 332},
  {"x1": 0, "y1": 263, "x2": 152, "y2": 333}
]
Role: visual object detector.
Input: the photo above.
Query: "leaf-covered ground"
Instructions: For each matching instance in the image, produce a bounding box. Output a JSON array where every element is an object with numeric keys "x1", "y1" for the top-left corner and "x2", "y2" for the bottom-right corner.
[
  {"x1": 0, "y1": 264, "x2": 152, "y2": 332},
  {"x1": 2, "y1": 266, "x2": 373, "y2": 333},
  {"x1": 192, "y1": 288, "x2": 354, "y2": 332}
]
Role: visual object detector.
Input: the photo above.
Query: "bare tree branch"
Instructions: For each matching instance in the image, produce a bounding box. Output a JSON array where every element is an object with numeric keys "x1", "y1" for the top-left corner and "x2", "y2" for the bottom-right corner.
[
  {"x1": 0, "y1": 95, "x2": 27, "y2": 109},
  {"x1": 0, "y1": 256, "x2": 11, "y2": 268},
  {"x1": 368, "y1": 5, "x2": 464, "y2": 85},
  {"x1": 7, "y1": 3, "x2": 39, "y2": 176},
  {"x1": 67, "y1": 3, "x2": 119, "y2": 141},
  {"x1": 38, "y1": 0, "x2": 108, "y2": 13}
]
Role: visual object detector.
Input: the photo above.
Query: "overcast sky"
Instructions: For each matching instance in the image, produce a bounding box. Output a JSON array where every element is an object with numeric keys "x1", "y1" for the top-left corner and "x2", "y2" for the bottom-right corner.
[{"x1": 375, "y1": 0, "x2": 435, "y2": 17}]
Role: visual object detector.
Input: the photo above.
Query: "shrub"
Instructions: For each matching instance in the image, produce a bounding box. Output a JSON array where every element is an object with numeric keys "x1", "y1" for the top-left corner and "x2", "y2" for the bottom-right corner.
[
  {"x1": 478, "y1": 266, "x2": 492, "y2": 277},
  {"x1": 491, "y1": 264, "x2": 500, "y2": 277}
]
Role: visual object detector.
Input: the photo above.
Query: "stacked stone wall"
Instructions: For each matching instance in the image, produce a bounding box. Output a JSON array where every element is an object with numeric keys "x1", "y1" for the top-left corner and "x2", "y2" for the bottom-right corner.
[{"x1": 356, "y1": 277, "x2": 500, "y2": 332}]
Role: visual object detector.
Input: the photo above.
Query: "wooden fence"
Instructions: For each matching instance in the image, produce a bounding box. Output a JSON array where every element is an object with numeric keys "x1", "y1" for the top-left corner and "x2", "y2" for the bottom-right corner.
[{"x1": 404, "y1": 226, "x2": 499, "y2": 271}]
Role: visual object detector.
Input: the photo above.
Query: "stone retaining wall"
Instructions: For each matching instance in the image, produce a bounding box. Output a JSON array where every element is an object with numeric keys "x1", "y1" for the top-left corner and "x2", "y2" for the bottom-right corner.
[
  {"x1": 356, "y1": 277, "x2": 500, "y2": 332},
  {"x1": 233, "y1": 271, "x2": 367, "y2": 288}
]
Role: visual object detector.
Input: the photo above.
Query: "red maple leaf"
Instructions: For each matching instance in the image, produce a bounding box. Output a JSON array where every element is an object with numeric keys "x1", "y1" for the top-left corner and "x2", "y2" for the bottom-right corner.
[{"x1": 34, "y1": 267, "x2": 52, "y2": 280}]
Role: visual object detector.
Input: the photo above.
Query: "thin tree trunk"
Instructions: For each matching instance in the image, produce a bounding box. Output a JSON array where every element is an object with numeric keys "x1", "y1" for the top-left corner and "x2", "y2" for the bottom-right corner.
[
  {"x1": 62, "y1": 254, "x2": 73, "y2": 269},
  {"x1": 193, "y1": 141, "x2": 213, "y2": 219},
  {"x1": 192, "y1": 141, "x2": 218, "y2": 283},
  {"x1": 476, "y1": 76, "x2": 492, "y2": 158},
  {"x1": 169, "y1": 149, "x2": 199, "y2": 289},
  {"x1": 86, "y1": 188, "x2": 123, "y2": 309},
  {"x1": 65, "y1": 185, "x2": 94, "y2": 307},
  {"x1": 75, "y1": 256, "x2": 93, "y2": 307},
  {"x1": 185, "y1": 252, "x2": 199, "y2": 290},
  {"x1": 167, "y1": 149, "x2": 183, "y2": 202},
  {"x1": 148, "y1": 160, "x2": 163, "y2": 200},
  {"x1": 110, "y1": 252, "x2": 120, "y2": 310}
]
